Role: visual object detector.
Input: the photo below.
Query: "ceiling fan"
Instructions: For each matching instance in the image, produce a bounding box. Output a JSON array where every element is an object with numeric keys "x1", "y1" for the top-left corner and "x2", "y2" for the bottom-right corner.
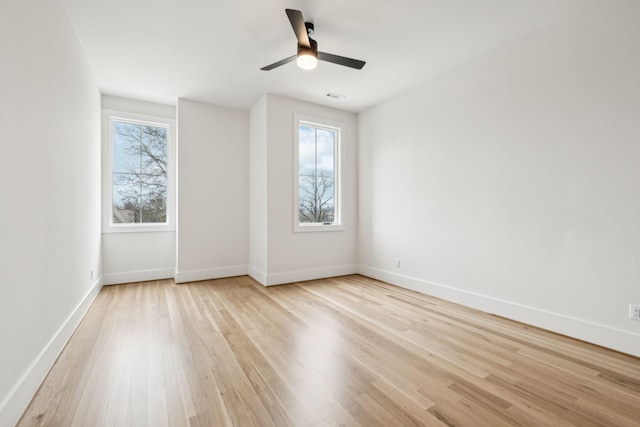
[{"x1": 261, "y1": 9, "x2": 366, "y2": 71}]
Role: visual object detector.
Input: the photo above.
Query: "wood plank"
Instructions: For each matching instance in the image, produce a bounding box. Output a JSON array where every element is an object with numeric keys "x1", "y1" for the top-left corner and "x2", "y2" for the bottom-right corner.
[{"x1": 17, "y1": 275, "x2": 640, "y2": 426}]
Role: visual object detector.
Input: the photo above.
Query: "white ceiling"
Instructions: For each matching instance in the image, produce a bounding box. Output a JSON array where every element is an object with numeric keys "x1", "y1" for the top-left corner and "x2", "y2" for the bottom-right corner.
[{"x1": 63, "y1": 0, "x2": 593, "y2": 112}]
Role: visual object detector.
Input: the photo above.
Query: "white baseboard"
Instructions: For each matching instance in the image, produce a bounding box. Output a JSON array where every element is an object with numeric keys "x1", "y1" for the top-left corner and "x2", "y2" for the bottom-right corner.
[
  {"x1": 102, "y1": 268, "x2": 175, "y2": 286},
  {"x1": 262, "y1": 264, "x2": 358, "y2": 286},
  {"x1": 174, "y1": 265, "x2": 249, "y2": 284},
  {"x1": 248, "y1": 266, "x2": 267, "y2": 286},
  {"x1": 0, "y1": 277, "x2": 103, "y2": 427},
  {"x1": 358, "y1": 265, "x2": 640, "y2": 358}
]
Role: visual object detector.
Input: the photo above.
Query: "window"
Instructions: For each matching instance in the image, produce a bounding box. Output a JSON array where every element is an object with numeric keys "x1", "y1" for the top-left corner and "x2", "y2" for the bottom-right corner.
[
  {"x1": 294, "y1": 115, "x2": 343, "y2": 232},
  {"x1": 103, "y1": 110, "x2": 175, "y2": 232}
]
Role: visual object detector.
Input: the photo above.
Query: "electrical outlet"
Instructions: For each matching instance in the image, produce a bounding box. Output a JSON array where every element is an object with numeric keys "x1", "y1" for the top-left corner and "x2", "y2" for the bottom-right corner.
[
  {"x1": 395, "y1": 258, "x2": 401, "y2": 268},
  {"x1": 630, "y1": 304, "x2": 640, "y2": 321}
]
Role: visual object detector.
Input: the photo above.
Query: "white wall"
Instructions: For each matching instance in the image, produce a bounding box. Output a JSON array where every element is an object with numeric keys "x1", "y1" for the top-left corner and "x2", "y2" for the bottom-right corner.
[
  {"x1": 358, "y1": 0, "x2": 640, "y2": 357},
  {"x1": 249, "y1": 94, "x2": 358, "y2": 286},
  {"x1": 101, "y1": 95, "x2": 176, "y2": 285},
  {"x1": 102, "y1": 95, "x2": 175, "y2": 118},
  {"x1": 102, "y1": 232, "x2": 175, "y2": 285},
  {"x1": 176, "y1": 99, "x2": 250, "y2": 283},
  {"x1": 249, "y1": 96, "x2": 268, "y2": 281},
  {"x1": 0, "y1": 0, "x2": 102, "y2": 424}
]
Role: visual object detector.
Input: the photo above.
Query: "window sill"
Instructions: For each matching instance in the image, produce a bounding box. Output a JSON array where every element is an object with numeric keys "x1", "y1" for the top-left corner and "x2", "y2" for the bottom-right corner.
[
  {"x1": 294, "y1": 223, "x2": 344, "y2": 233},
  {"x1": 103, "y1": 223, "x2": 175, "y2": 234}
]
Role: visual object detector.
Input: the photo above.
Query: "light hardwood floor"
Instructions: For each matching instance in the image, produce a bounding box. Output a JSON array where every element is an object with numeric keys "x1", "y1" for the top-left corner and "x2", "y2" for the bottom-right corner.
[{"x1": 18, "y1": 275, "x2": 640, "y2": 426}]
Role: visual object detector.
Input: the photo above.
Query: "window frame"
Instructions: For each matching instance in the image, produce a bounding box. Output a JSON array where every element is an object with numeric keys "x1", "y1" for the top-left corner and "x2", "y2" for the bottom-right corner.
[
  {"x1": 293, "y1": 114, "x2": 344, "y2": 233},
  {"x1": 102, "y1": 109, "x2": 176, "y2": 233}
]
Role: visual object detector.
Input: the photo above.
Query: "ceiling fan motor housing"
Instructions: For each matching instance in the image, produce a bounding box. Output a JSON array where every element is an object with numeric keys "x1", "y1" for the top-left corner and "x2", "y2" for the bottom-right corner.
[{"x1": 305, "y1": 22, "x2": 314, "y2": 36}]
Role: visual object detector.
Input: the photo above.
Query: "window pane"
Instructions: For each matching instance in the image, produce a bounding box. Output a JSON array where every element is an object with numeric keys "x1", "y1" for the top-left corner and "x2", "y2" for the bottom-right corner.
[
  {"x1": 298, "y1": 176, "x2": 334, "y2": 223},
  {"x1": 298, "y1": 126, "x2": 316, "y2": 175},
  {"x1": 140, "y1": 125, "x2": 167, "y2": 176},
  {"x1": 112, "y1": 122, "x2": 140, "y2": 174},
  {"x1": 297, "y1": 122, "x2": 337, "y2": 225},
  {"x1": 139, "y1": 182, "x2": 167, "y2": 223},
  {"x1": 298, "y1": 176, "x2": 315, "y2": 223},
  {"x1": 316, "y1": 129, "x2": 335, "y2": 175},
  {"x1": 112, "y1": 178, "x2": 137, "y2": 223},
  {"x1": 111, "y1": 120, "x2": 168, "y2": 225}
]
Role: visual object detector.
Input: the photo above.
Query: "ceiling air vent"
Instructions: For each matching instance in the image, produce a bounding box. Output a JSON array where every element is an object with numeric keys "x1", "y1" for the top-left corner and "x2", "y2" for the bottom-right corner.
[{"x1": 326, "y1": 92, "x2": 345, "y2": 100}]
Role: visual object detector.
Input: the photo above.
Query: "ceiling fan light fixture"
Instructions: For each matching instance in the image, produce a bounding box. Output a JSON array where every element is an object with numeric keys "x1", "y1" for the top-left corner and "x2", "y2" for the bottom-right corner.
[
  {"x1": 296, "y1": 46, "x2": 317, "y2": 70},
  {"x1": 260, "y1": 9, "x2": 366, "y2": 71}
]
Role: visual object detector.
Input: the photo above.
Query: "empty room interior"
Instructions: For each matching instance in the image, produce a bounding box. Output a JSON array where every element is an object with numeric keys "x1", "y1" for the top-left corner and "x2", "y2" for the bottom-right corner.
[{"x1": 2, "y1": 0, "x2": 640, "y2": 426}]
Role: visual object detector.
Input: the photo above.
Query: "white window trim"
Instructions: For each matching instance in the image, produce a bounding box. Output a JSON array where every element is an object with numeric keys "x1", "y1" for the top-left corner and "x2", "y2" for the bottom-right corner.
[
  {"x1": 102, "y1": 109, "x2": 176, "y2": 233},
  {"x1": 293, "y1": 113, "x2": 344, "y2": 233}
]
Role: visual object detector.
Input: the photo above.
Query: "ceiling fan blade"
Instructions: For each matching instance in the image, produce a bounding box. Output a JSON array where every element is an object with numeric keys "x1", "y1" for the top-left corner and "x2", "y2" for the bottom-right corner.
[
  {"x1": 285, "y1": 9, "x2": 310, "y2": 48},
  {"x1": 260, "y1": 55, "x2": 297, "y2": 71},
  {"x1": 318, "y1": 52, "x2": 366, "y2": 69}
]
